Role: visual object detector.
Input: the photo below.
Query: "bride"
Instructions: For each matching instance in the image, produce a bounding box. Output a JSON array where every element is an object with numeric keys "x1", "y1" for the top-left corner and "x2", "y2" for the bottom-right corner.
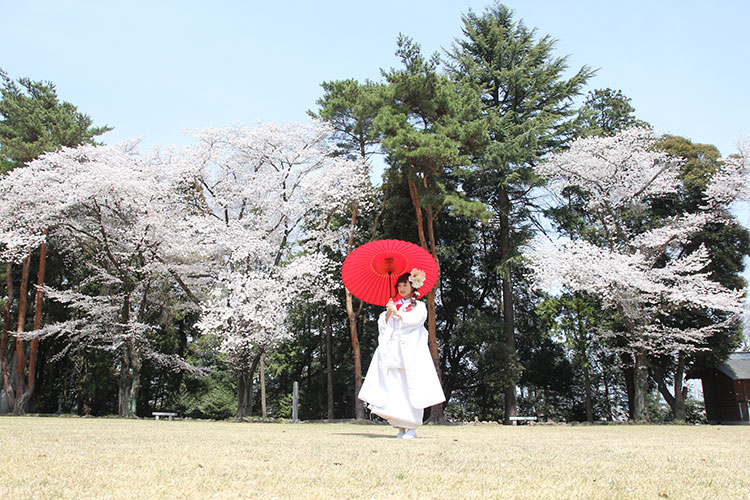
[{"x1": 358, "y1": 269, "x2": 445, "y2": 438}]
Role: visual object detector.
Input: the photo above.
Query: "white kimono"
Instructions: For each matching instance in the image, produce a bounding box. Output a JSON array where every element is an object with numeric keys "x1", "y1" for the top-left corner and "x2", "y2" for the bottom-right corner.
[{"x1": 358, "y1": 298, "x2": 445, "y2": 429}]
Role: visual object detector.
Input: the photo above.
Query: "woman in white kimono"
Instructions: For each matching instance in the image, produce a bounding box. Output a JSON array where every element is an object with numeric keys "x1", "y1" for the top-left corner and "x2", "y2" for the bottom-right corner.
[{"x1": 358, "y1": 269, "x2": 445, "y2": 439}]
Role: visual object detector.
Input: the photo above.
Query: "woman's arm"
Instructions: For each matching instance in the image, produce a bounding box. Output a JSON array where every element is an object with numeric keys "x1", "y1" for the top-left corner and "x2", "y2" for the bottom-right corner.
[{"x1": 385, "y1": 298, "x2": 397, "y2": 323}]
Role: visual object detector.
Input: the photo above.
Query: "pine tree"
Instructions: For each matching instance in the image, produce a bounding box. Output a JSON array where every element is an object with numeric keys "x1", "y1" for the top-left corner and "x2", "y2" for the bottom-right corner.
[
  {"x1": 376, "y1": 34, "x2": 486, "y2": 422},
  {"x1": 0, "y1": 69, "x2": 111, "y2": 173}
]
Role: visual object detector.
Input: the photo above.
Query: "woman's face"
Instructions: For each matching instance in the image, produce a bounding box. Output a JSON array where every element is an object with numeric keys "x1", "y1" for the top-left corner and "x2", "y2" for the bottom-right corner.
[{"x1": 397, "y1": 281, "x2": 414, "y2": 299}]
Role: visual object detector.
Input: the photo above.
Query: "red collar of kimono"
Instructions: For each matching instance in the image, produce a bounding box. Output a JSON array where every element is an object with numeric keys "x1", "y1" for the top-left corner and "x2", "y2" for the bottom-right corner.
[{"x1": 395, "y1": 297, "x2": 413, "y2": 310}]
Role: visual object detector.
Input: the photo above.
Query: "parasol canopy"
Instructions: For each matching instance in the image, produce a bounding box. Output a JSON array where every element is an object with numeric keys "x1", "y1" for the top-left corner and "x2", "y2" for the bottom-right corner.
[{"x1": 341, "y1": 239, "x2": 439, "y2": 306}]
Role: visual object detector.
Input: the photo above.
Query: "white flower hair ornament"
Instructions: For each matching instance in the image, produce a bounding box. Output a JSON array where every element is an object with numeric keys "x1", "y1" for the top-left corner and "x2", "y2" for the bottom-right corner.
[{"x1": 408, "y1": 268, "x2": 426, "y2": 296}]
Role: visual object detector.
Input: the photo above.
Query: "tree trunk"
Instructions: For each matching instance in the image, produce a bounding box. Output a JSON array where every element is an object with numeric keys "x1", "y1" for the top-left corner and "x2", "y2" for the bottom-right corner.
[
  {"x1": 117, "y1": 292, "x2": 141, "y2": 417},
  {"x1": 654, "y1": 354, "x2": 688, "y2": 422},
  {"x1": 632, "y1": 350, "x2": 649, "y2": 421},
  {"x1": 259, "y1": 355, "x2": 267, "y2": 418},
  {"x1": 673, "y1": 354, "x2": 687, "y2": 421},
  {"x1": 117, "y1": 340, "x2": 142, "y2": 417},
  {"x1": 623, "y1": 363, "x2": 635, "y2": 419},
  {"x1": 501, "y1": 271, "x2": 517, "y2": 424},
  {"x1": 325, "y1": 310, "x2": 334, "y2": 420},
  {"x1": 236, "y1": 353, "x2": 262, "y2": 418},
  {"x1": 344, "y1": 198, "x2": 365, "y2": 420},
  {"x1": 237, "y1": 371, "x2": 252, "y2": 419},
  {"x1": 576, "y1": 313, "x2": 594, "y2": 422},
  {"x1": 424, "y1": 206, "x2": 444, "y2": 423},
  {"x1": 15, "y1": 235, "x2": 48, "y2": 415},
  {"x1": 1, "y1": 262, "x2": 14, "y2": 410},
  {"x1": 12, "y1": 256, "x2": 31, "y2": 415},
  {"x1": 583, "y1": 361, "x2": 593, "y2": 423},
  {"x1": 407, "y1": 176, "x2": 443, "y2": 423},
  {"x1": 346, "y1": 290, "x2": 364, "y2": 420},
  {"x1": 602, "y1": 363, "x2": 613, "y2": 421},
  {"x1": 117, "y1": 365, "x2": 138, "y2": 417},
  {"x1": 499, "y1": 190, "x2": 517, "y2": 425}
]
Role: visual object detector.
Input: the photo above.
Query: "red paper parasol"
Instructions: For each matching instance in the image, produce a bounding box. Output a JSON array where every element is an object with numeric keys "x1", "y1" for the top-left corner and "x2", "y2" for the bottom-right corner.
[{"x1": 341, "y1": 239, "x2": 439, "y2": 306}]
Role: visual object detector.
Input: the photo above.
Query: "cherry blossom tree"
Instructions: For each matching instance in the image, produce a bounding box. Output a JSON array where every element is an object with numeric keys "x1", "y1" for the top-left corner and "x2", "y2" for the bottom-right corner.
[
  {"x1": 0, "y1": 141, "x2": 204, "y2": 416},
  {"x1": 527, "y1": 128, "x2": 748, "y2": 420},
  {"x1": 175, "y1": 121, "x2": 370, "y2": 417}
]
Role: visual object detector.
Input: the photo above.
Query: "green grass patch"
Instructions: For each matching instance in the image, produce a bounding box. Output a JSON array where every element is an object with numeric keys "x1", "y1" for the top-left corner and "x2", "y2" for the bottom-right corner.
[{"x1": 0, "y1": 417, "x2": 747, "y2": 499}]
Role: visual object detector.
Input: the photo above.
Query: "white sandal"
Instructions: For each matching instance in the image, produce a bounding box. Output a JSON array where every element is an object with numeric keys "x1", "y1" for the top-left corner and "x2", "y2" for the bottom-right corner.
[{"x1": 402, "y1": 429, "x2": 417, "y2": 439}]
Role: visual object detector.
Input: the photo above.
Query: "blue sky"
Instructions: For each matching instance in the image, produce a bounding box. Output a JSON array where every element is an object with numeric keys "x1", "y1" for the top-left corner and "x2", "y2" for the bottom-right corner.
[{"x1": 3, "y1": 0, "x2": 748, "y2": 161}]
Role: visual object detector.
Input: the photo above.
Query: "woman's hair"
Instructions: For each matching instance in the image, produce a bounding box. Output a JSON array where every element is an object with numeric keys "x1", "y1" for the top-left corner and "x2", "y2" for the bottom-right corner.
[{"x1": 394, "y1": 272, "x2": 418, "y2": 307}]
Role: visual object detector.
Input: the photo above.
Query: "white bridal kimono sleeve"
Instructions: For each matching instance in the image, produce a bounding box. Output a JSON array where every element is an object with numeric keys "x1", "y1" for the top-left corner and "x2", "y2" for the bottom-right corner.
[{"x1": 358, "y1": 300, "x2": 446, "y2": 428}]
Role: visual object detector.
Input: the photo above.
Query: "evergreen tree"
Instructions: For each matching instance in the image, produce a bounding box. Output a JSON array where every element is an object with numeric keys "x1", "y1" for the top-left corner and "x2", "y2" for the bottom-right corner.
[
  {"x1": 576, "y1": 88, "x2": 649, "y2": 137},
  {"x1": 309, "y1": 79, "x2": 384, "y2": 160},
  {"x1": 0, "y1": 69, "x2": 111, "y2": 173},
  {"x1": 447, "y1": 2, "x2": 593, "y2": 422}
]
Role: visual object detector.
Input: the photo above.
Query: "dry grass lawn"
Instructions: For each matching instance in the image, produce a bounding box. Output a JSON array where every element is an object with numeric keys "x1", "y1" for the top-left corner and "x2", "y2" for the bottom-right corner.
[{"x1": 0, "y1": 416, "x2": 748, "y2": 499}]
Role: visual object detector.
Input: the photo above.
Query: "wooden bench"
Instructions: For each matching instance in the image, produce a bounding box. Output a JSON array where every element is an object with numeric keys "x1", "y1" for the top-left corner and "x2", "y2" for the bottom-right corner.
[
  {"x1": 152, "y1": 411, "x2": 177, "y2": 421},
  {"x1": 508, "y1": 416, "x2": 537, "y2": 425}
]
